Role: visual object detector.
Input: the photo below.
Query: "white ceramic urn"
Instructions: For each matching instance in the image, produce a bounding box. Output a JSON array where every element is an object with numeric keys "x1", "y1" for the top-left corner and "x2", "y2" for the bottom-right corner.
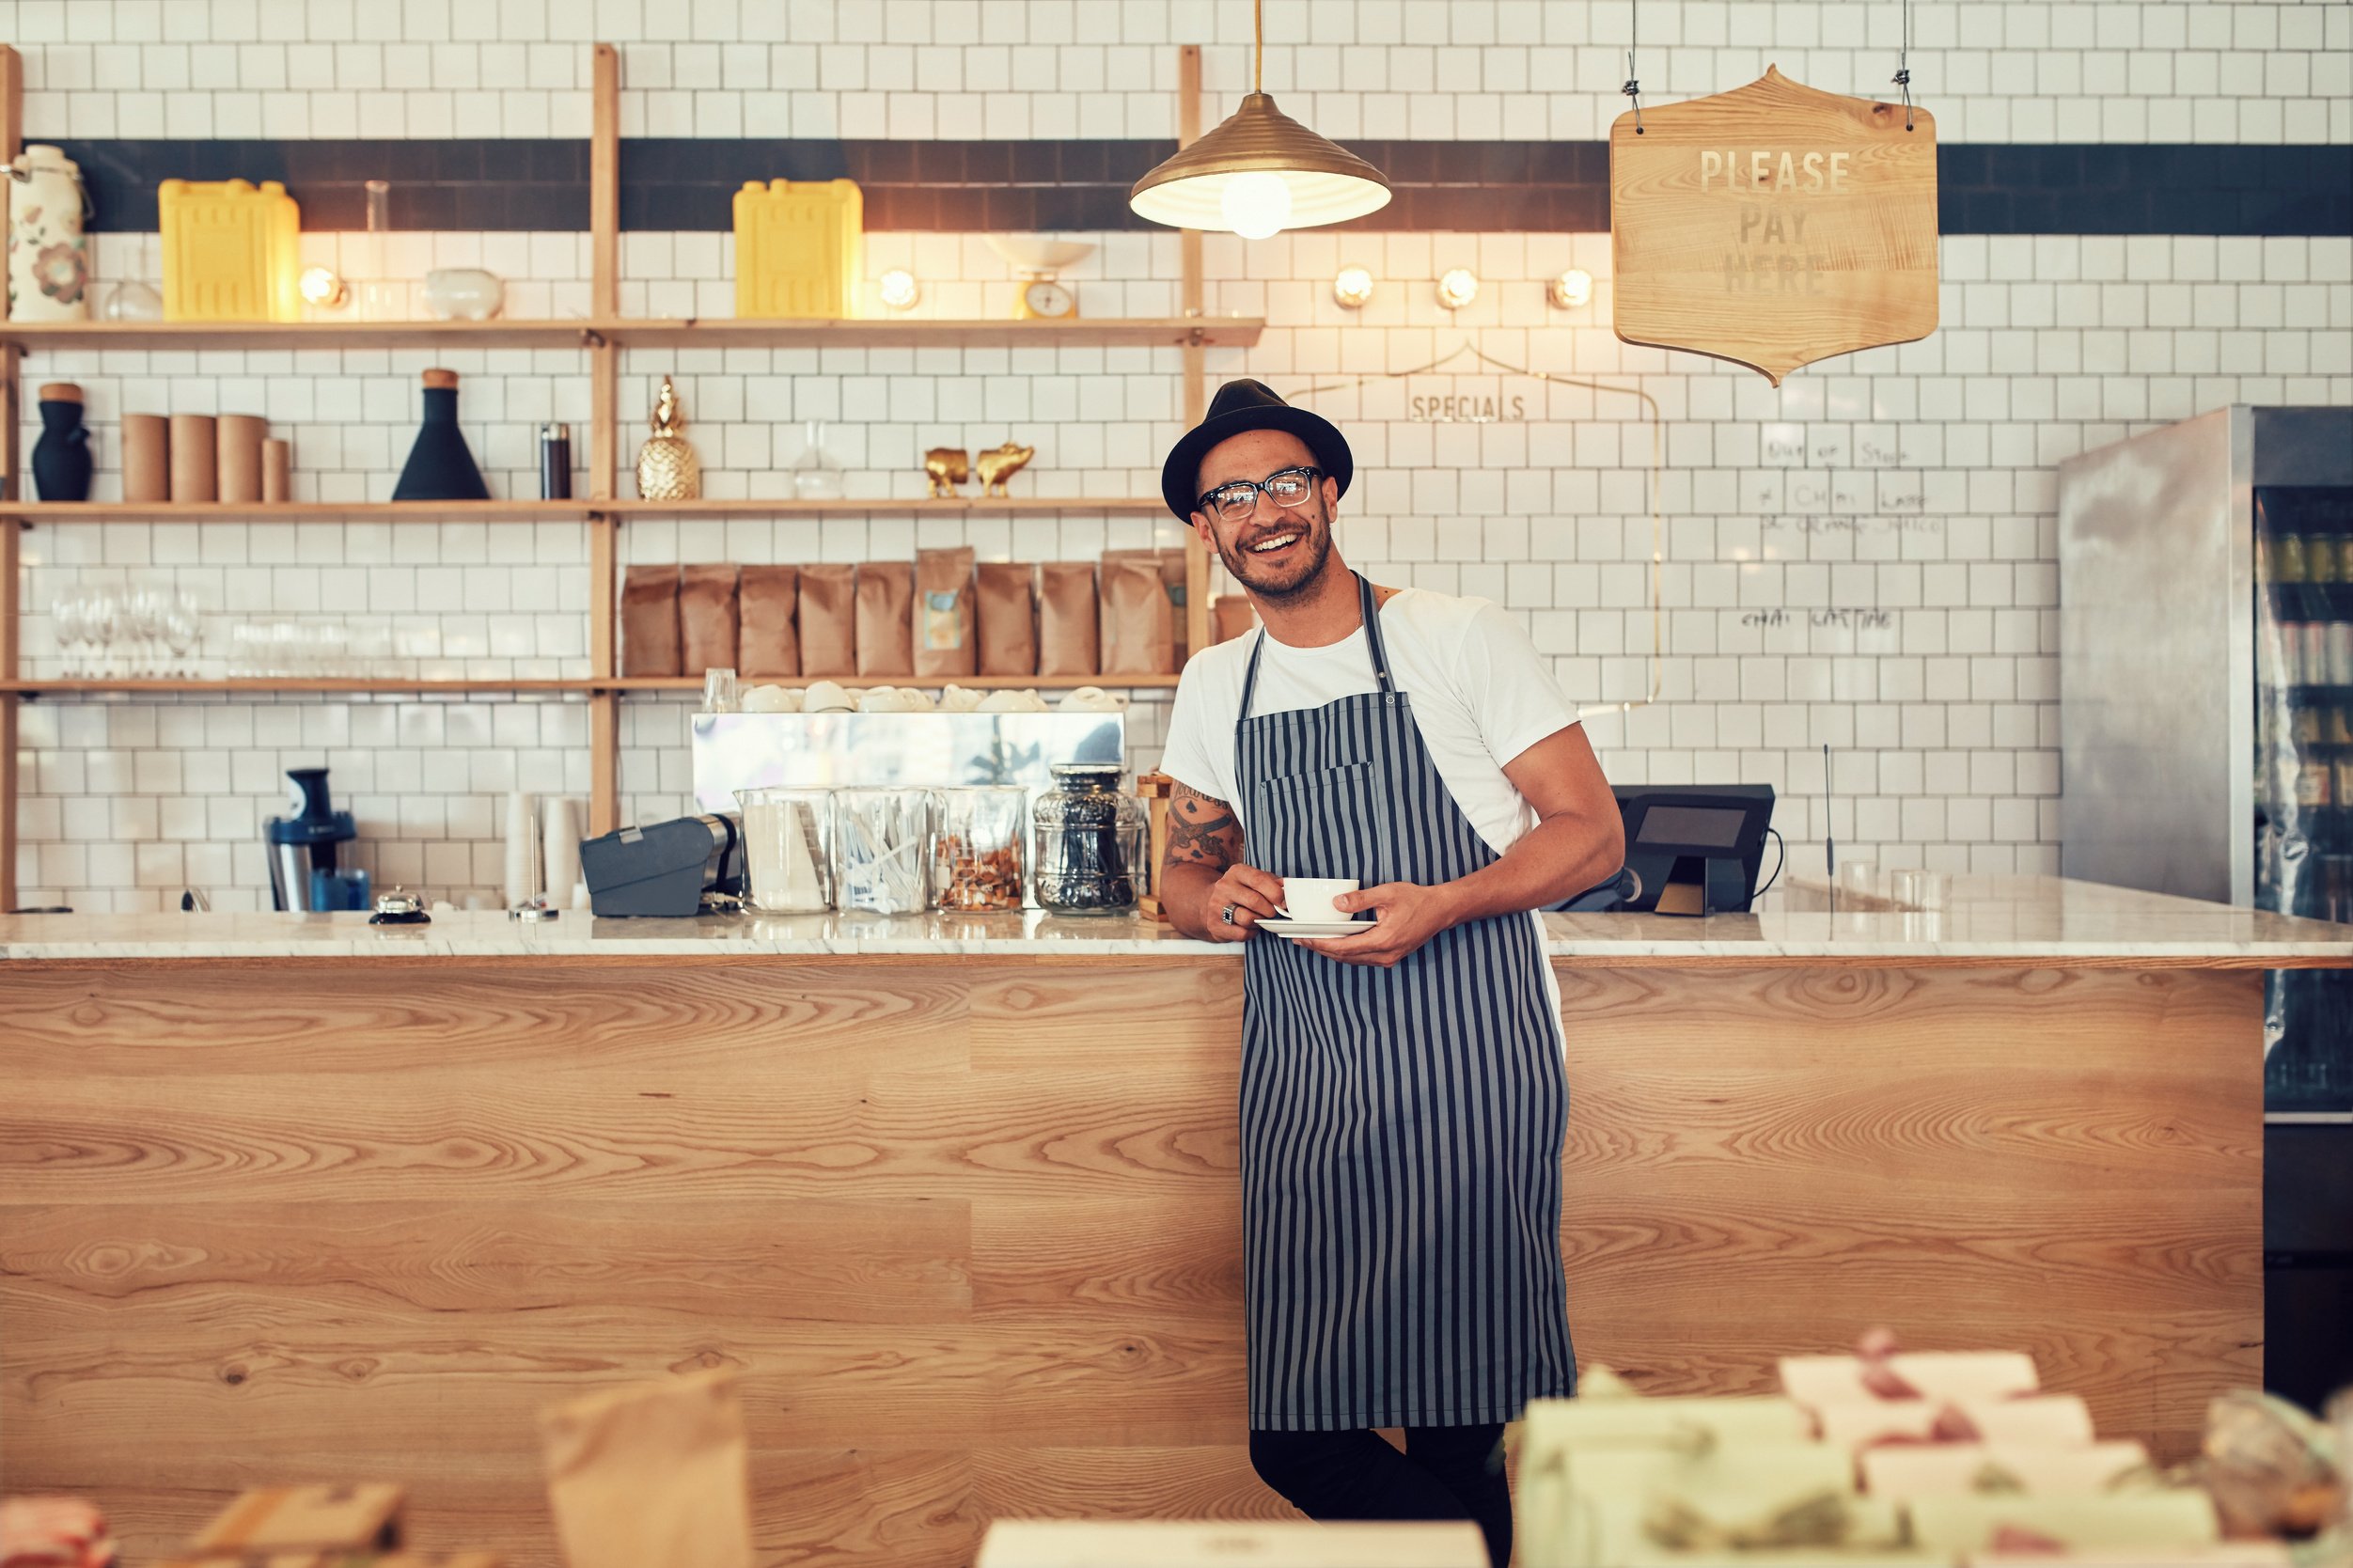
[{"x1": 8, "y1": 146, "x2": 90, "y2": 321}]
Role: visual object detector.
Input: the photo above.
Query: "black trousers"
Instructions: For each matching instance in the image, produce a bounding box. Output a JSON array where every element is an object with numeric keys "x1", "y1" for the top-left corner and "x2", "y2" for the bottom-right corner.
[{"x1": 1248, "y1": 1423, "x2": 1513, "y2": 1567}]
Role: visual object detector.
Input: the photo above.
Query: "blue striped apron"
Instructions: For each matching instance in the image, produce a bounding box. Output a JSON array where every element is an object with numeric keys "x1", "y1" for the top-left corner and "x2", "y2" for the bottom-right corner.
[{"x1": 1235, "y1": 572, "x2": 1577, "y2": 1431}]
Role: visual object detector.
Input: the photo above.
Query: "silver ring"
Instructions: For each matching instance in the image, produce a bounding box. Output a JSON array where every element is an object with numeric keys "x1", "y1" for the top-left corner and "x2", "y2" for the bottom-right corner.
[{"x1": 1221, "y1": 902, "x2": 1238, "y2": 925}]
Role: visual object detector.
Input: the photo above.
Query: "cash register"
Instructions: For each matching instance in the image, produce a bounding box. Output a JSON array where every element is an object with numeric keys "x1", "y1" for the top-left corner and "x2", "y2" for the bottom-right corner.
[{"x1": 1600, "y1": 784, "x2": 1779, "y2": 917}]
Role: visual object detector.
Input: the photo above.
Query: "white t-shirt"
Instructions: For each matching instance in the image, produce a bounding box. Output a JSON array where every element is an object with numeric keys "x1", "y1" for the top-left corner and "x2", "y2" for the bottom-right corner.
[{"x1": 1159, "y1": 588, "x2": 1579, "y2": 856}]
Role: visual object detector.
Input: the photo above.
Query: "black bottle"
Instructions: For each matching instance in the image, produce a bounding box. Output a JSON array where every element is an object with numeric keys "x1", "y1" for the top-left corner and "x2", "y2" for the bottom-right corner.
[
  {"x1": 30, "y1": 382, "x2": 93, "y2": 502},
  {"x1": 540, "y1": 421, "x2": 573, "y2": 499},
  {"x1": 391, "y1": 368, "x2": 490, "y2": 501}
]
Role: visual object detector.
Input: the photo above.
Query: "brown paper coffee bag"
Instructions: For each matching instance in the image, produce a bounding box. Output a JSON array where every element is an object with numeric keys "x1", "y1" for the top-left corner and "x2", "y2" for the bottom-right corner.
[
  {"x1": 620, "y1": 565, "x2": 681, "y2": 677},
  {"x1": 1213, "y1": 592, "x2": 1260, "y2": 644},
  {"x1": 797, "y1": 563, "x2": 856, "y2": 677},
  {"x1": 855, "y1": 560, "x2": 915, "y2": 678},
  {"x1": 678, "y1": 564, "x2": 740, "y2": 676},
  {"x1": 1037, "y1": 561, "x2": 1099, "y2": 677},
  {"x1": 738, "y1": 564, "x2": 799, "y2": 677},
  {"x1": 913, "y1": 545, "x2": 977, "y2": 680},
  {"x1": 540, "y1": 1370, "x2": 755, "y2": 1568},
  {"x1": 976, "y1": 561, "x2": 1037, "y2": 676},
  {"x1": 1112, "y1": 546, "x2": 1192, "y2": 664},
  {"x1": 1099, "y1": 553, "x2": 1175, "y2": 675}
]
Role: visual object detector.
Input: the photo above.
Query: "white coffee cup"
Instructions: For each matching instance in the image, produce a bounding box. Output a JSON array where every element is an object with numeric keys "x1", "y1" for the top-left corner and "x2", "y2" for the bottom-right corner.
[
  {"x1": 1282, "y1": 877, "x2": 1360, "y2": 923},
  {"x1": 804, "y1": 679, "x2": 853, "y2": 713}
]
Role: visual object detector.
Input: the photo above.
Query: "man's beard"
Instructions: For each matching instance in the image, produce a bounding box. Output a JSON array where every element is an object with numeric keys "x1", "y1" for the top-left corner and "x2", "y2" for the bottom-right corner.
[{"x1": 1215, "y1": 503, "x2": 1334, "y2": 602}]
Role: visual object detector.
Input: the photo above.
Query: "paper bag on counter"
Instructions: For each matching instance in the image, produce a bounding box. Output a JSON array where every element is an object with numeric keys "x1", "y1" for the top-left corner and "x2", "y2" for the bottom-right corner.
[
  {"x1": 914, "y1": 545, "x2": 977, "y2": 680},
  {"x1": 1906, "y1": 1491, "x2": 2220, "y2": 1558},
  {"x1": 1098, "y1": 552, "x2": 1175, "y2": 676},
  {"x1": 1037, "y1": 562, "x2": 1098, "y2": 677},
  {"x1": 855, "y1": 560, "x2": 915, "y2": 679},
  {"x1": 1782, "y1": 1350, "x2": 2040, "y2": 1406},
  {"x1": 678, "y1": 564, "x2": 740, "y2": 677},
  {"x1": 1859, "y1": 1439, "x2": 2149, "y2": 1499},
  {"x1": 738, "y1": 565, "x2": 799, "y2": 678},
  {"x1": 620, "y1": 566, "x2": 681, "y2": 678},
  {"x1": 1812, "y1": 1394, "x2": 2095, "y2": 1451},
  {"x1": 976, "y1": 561, "x2": 1037, "y2": 676},
  {"x1": 796, "y1": 563, "x2": 856, "y2": 678},
  {"x1": 192, "y1": 1482, "x2": 404, "y2": 1555},
  {"x1": 1213, "y1": 593, "x2": 1259, "y2": 645},
  {"x1": 540, "y1": 1370, "x2": 755, "y2": 1568}
]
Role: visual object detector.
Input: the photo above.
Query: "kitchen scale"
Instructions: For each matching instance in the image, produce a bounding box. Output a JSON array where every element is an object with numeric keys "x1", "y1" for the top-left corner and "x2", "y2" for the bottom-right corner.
[{"x1": 984, "y1": 235, "x2": 1095, "y2": 321}]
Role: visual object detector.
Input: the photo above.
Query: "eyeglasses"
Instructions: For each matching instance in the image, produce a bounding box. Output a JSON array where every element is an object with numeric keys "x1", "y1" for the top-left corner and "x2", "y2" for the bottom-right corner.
[{"x1": 1195, "y1": 465, "x2": 1325, "y2": 524}]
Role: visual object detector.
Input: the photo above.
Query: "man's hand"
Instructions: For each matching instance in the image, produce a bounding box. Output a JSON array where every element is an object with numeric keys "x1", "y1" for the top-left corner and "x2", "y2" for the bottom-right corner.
[
  {"x1": 1302, "y1": 881, "x2": 1459, "y2": 966},
  {"x1": 1201, "y1": 864, "x2": 1284, "y2": 941}
]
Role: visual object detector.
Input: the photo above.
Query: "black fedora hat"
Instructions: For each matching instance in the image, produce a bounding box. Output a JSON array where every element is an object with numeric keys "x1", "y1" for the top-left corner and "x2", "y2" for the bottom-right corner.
[{"x1": 1160, "y1": 378, "x2": 1353, "y2": 521}]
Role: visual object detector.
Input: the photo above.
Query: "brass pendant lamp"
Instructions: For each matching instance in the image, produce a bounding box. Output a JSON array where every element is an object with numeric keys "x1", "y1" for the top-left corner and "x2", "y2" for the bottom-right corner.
[{"x1": 1128, "y1": 0, "x2": 1390, "y2": 239}]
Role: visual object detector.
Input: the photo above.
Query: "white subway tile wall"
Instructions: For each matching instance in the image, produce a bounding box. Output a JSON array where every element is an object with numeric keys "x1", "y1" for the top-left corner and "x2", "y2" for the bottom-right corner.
[
  {"x1": 4, "y1": 12, "x2": 2350, "y2": 909},
  {"x1": 21, "y1": 222, "x2": 2352, "y2": 909},
  {"x1": 2, "y1": 1, "x2": 2345, "y2": 144}
]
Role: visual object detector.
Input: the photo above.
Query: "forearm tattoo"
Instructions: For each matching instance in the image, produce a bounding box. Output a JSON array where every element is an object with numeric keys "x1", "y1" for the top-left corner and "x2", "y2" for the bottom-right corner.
[{"x1": 1167, "y1": 784, "x2": 1243, "y2": 872}]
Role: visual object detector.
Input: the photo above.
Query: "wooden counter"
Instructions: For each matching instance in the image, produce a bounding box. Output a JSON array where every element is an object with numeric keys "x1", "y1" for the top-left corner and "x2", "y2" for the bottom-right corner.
[{"x1": 2, "y1": 879, "x2": 2344, "y2": 1566}]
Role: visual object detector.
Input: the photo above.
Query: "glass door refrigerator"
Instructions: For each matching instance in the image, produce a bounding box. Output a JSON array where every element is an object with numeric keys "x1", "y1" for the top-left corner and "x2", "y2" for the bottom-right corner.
[{"x1": 2059, "y1": 405, "x2": 2353, "y2": 1415}]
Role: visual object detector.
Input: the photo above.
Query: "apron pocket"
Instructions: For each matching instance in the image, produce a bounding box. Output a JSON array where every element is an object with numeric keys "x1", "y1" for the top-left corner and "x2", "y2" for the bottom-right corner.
[{"x1": 1253, "y1": 760, "x2": 1381, "y2": 881}]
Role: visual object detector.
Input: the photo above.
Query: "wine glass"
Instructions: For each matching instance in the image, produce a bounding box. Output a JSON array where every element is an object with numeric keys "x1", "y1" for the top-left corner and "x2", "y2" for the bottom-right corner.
[
  {"x1": 165, "y1": 593, "x2": 201, "y2": 678},
  {"x1": 84, "y1": 592, "x2": 119, "y2": 681},
  {"x1": 127, "y1": 588, "x2": 165, "y2": 680},
  {"x1": 50, "y1": 591, "x2": 85, "y2": 679}
]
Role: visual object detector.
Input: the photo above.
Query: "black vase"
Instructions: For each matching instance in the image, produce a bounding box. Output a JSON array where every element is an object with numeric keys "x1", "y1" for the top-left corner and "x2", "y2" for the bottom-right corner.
[
  {"x1": 31, "y1": 385, "x2": 93, "y2": 502},
  {"x1": 391, "y1": 368, "x2": 491, "y2": 501}
]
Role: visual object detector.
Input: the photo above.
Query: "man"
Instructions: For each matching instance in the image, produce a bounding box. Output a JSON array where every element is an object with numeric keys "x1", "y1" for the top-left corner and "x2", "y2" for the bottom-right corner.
[{"x1": 1155, "y1": 380, "x2": 1624, "y2": 1566}]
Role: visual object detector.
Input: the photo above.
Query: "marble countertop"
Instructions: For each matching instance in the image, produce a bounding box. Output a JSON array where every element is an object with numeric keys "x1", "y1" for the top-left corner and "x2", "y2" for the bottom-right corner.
[{"x1": 2, "y1": 876, "x2": 2348, "y2": 964}]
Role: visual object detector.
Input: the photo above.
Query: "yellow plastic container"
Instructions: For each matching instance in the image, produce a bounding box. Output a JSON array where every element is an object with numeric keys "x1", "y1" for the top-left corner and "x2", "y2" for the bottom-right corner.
[
  {"x1": 159, "y1": 178, "x2": 302, "y2": 321},
  {"x1": 733, "y1": 179, "x2": 861, "y2": 320}
]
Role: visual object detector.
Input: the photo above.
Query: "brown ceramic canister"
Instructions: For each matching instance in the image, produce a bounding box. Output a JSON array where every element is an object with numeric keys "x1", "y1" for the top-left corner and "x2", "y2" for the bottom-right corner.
[
  {"x1": 121, "y1": 414, "x2": 171, "y2": 502},
  {"x1": 216, "y1": 415, "x2": 268, "y2": 504},
  {"x1": 168, "y1": 414, "x2": 217, "y2": 502},
  {"x1": 260, "y1": 438, "x2": 291, "y2": 503}
]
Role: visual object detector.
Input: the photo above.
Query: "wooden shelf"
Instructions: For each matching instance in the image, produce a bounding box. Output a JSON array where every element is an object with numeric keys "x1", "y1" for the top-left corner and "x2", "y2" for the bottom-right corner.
[
  {"x1": 0, "y1": 316, "x2": 1265, "y2": 353},
  {"x1": 0, "y1": 319, "x2": 604, "y2": 353},
  {"x1": 4, "y1": 678, "x2": 596, "y2": 697},
  {"x1": 594, "y1": 496, "x2": 1169, "y2": 517},
  {"x1": 603, "y1": 317, "x2": 1263, "y2": 349},
  {"x1": 4, "y1": 674, "x2": 1184, "y2": 698},
  {"x1": 609, "y1": 674, "x2": 1183, "y2": 692},
  {"x1": 4, "y1": 500, "x2": 588, "y2": 524},
  {"x1": 4, "y1": 496, "x2": 1172, "y2": 523}
]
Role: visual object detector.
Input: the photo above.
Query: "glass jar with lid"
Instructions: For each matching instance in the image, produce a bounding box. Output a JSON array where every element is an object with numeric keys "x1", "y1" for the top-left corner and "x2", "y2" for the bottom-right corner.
[{"x1": 1032, "y1": 764, "x2": 1147, "y2": 916}]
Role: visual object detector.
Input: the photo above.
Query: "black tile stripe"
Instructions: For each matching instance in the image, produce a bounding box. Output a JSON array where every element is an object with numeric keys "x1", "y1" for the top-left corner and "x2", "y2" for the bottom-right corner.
[{"x1": 48, "y1": 137, "x2": 2353, "y2": 236}]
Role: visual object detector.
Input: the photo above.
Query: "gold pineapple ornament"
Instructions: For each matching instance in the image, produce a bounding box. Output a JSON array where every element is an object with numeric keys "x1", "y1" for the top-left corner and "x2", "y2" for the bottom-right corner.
[{"x1": 635, "y1": 376, "x2": 701, "y2": 500}]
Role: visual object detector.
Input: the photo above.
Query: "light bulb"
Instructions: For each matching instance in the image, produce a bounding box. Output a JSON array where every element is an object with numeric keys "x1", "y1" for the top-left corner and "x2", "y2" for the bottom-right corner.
[
  {"x1": 1436, "y1": 268, "x2": 1480, "y2": 310},
  {"x1": 298, "y1": 266, "x2": 349, "y2": 308},
  {"x1": 1332, "y1": 266, "x2": 1373, "y2": 309},
  {"x1": 1220, "y1": 171, "x2": 1294, "y2": 240},
  {"x1": 878, "y1": 269, "x2": 920, "y2": 310},
  {"x1": 1550, "y1": 268, "x2": 1593, "y2": 309}
]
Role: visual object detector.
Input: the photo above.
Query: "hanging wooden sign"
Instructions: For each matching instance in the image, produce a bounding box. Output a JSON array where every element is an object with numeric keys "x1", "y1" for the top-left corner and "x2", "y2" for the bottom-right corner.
[{"x1": 1610, "y1": 67, "x2": 1937, "y2": 384}]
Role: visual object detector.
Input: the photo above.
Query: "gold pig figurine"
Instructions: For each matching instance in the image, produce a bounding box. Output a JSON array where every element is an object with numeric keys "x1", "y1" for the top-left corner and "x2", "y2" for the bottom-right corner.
[
  {"x1": 923, "y1": 446, "x2": 969, "y2": 498},
  {"x1": 974, "y1": 442, "x2": 1035, "y2": 498}
]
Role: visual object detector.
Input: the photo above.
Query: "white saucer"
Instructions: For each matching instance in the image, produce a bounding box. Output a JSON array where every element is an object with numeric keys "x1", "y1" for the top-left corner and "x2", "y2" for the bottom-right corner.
[{"x1": 1259, "y1": 919, "x2": 1370, "y2": 939}]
